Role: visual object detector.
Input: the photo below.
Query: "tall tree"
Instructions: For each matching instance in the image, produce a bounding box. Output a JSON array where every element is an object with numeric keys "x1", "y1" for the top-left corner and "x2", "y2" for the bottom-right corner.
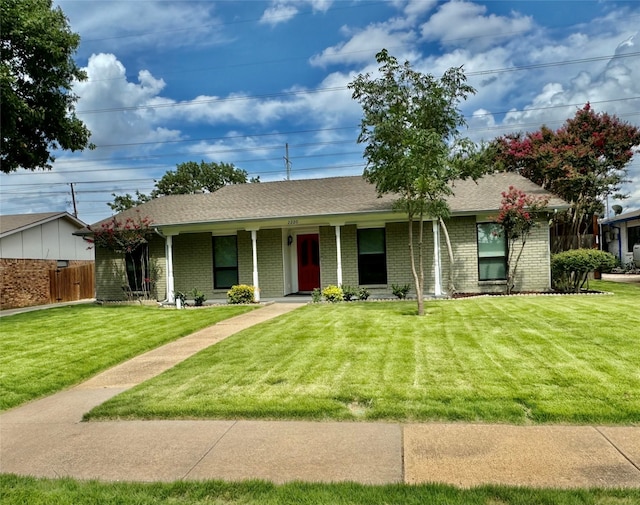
[
  {"x1": 150, "y1": 161, "x2": 249, "y2": 197},
  {"x1": 490, "y1": 104, "x2": 640, "y2": 249},
  {"x1": 349, "y1": 49, "x2": 481, "y2": 315},
  {"x1": 1, "y1": 0, "x2": 92, "y2": 172},
  {"x1": 108, "y1": 161, "x2": 254, "y2": 212}
]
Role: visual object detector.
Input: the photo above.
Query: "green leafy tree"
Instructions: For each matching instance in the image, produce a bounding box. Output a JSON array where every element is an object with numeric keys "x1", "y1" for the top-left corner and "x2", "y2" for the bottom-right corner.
[
  {"x1": 107, "y1": 190, "x2": 151, "y2": 213},
  {"x1": 108, "y1": 161, "x2": 256, "y2": 212},
  {"x1": 349, "y1": 49, "x2": 482, "y2": 315},
  {"x1": 494, "y1": 186, "x2": 548, "y2": 294},
  {"x1": 151, "y1": 160, "x2": 249, "y2": 197},
  {"x1": 490, "y1": 104, "x2": 640, "y2": 250},
  {"x1": 1, "y1": 0, "x2": 92, "y2": 172}
]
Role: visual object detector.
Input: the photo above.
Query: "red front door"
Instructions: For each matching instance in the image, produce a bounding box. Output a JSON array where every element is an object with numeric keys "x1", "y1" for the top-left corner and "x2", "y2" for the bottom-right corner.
[{"x1": 297, "y1": 234, "x2": 320, "y2": 292}]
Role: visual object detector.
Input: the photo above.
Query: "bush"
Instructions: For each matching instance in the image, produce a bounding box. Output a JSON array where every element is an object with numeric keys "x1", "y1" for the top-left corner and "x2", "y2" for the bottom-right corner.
[
  {"x1": 227, "y1": 284, "x2": 256, "y2": 304},
  {"x1": 392, "y1": 283, "x2": 410, "y2": 299},
  {"x1": 341, "y1": 285, "x2": 358, "y2": 301},
  {"x1": 551, "y1": 249, "x2": 618, "y2": 293},
  {"x1": 358, "y1": 287, "x2": 370, "y2": 301},
  {"x1": 190, "y1": 288, "x2": 206, "y2": 306},
  {"x1": 175, "y1": 291, "x2": 187, "y2": 307},
  {"x1": 322, "y1": 285, "x2": 343, "y2": 303},
  {"x1": 311, "y1": 288, "x2": 322, "y2": 303}
]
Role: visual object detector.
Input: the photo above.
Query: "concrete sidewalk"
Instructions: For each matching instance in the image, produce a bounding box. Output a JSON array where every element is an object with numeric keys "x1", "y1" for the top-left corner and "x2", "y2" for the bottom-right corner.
[{"x1": 1, "y1": 302, "x2": 639, "y2": 488}]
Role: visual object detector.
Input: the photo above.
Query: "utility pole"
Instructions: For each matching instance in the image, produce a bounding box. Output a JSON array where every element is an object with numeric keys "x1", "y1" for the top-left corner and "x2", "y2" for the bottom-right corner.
[
  {"x1": 284, "y1": 143, "x2": 291, "y2": 180},
  {"x1": 69, "y1": 183, "x2": 78, "y2": 217}
]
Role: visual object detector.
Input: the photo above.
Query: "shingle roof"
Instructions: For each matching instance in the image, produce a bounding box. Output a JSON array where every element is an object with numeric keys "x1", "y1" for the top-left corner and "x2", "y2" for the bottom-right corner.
[
  {"x1": 0, "y1": 212, "x2": 87, "y2": 237},
  {"x1": 86, "y1": 173, "x2": 568, "y2": 230}
]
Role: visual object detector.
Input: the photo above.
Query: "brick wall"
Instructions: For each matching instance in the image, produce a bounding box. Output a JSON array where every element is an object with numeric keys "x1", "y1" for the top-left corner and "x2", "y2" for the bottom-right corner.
[
  {"x1": 95, "y1": 235, "x2": 166, "y2": 301},
  {"x1": 1, "y1": 258, "x2": 93, "y2": 310},
  {"x1": 172, "y1": 233, "x2": 214, "y2": 299},
  {"x1": 440, "y1": 217, "x2": 552, "y2": 294}
]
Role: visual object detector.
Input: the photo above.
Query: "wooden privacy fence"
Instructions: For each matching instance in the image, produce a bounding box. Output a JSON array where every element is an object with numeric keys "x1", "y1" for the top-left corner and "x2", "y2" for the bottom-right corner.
[{"x1": 49, "y1": 263, "x2": 95, "y2": 303}]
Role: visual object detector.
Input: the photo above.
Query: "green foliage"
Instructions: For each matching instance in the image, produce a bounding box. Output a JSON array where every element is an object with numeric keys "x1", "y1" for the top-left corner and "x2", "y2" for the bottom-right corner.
[
  {"x1": 107, "y1": 191, "x2": 151, "y2": 213},
  {"x1": 89, "y1": 213, "x2": 153, "y2": 253},
  {"x1": 391, "y1": 283, "x2": 411, "y2": 299},
  {"x1": 490, "y1": 104, "x2": 640, "y2": 247},
  {"x1": 358, "y1": 287, "x2": 371, "y2": 301},
  {"x1": 311, "y1": 288, "x2": 322, "y2": 303},
  {"x1": 1, "y1": 0, "x2": 93, "y2": 172},
  {"x1": 152, "y1": 160, "x2": 248, "y2": 197},
  {"x1": 348, "y1": 49, "x2": 482, "y2": 315},
  {"x1": 227, "y1": 285, "x2": 256, "y2": 304},
  {"x1": 341, "y1": 285, "x2": 359, "y2": 301},
  {"x1": 551, "y1": 249, "x2": 618, "y2": 292},
  {"x1": 175, "y1": 291, "x2": 187, "y2": 306},
  {"x1": 190, "y1": 288, "x2": 206, "y2": 306},
  {"x1": 495, "y1": 186, "x2": 549, "y2": 294},
  {"x1": 322, "y1": 285, "x2": 343, "y2": 303}
]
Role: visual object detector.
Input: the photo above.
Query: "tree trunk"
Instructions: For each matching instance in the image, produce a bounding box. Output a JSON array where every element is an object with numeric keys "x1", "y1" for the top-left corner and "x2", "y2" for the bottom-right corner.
[
  {"x1": 417, "y1": 215, "x2": 425, "y2": 315},
  {"x1": 407, "y1": 217, "x2": 424, "y2": 316},
  {"x1": 439, "y1": 218, "x2": 456, "y2": 295}
]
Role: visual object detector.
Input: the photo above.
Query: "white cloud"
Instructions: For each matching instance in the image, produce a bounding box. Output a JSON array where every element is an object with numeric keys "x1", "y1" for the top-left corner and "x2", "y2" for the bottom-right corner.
[
  {"x1": 73, "y1": 54, "x2": 182, "y2": 149},
  {"x1": 310, "y1": 22, "x2": 418, "y2": 67},
  {"x1": 260, "y1": 0, "x2": 333, "y2": 26},
  {"x1": 56, "y1": 0, "x2": 225, "y2": 53},
  {"x1": 420, "y1": 1, "x2": 533, "y2": 50}
]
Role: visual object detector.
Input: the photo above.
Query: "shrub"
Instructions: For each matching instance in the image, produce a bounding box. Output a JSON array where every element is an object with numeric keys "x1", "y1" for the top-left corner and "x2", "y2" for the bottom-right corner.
[
  {"x1": 311, "y1": 288, "x2": 322, "y2": 303},
  {"x1": 322, "y1": 285, "x2": 343, "y2": 303},
  {"x1": 358, "y1": 287, "x2": 370, "y2": 301},
  {"x1": 191, "y1": 288, "x2": 206, "y2": 306},
  {"x1": 341, "y1": 285, "x2": 358, "y2": 301},
  {"x1": 551, "y1": 249, "x2": 618, "y2": 293},
  {"x1": 392, "y1": 283, "x2": 410, "y2": 299},
  {"x1": 175, "y1": 291, "x2": 187, "y2": 307},
  {"x1": 227, "y1": 285, "x2": 256, "y2": 304}
]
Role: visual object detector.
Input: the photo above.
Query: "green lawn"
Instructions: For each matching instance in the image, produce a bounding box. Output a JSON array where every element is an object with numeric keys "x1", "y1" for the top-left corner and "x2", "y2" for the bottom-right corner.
[
  {"x1": 0, "y1": 304, "x2": 257, "y2": 411},
  {"x1": 2, "y1": 474, "x2": 639, "y2": 505},
  {"x1": 86, "y1": 280, "x2": 640, "y2": 424}
]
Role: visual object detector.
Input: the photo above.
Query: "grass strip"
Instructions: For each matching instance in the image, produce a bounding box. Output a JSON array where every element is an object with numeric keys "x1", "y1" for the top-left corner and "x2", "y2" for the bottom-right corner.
[
  {"x1": 2, "y1": 474, "x2": 640, "y2": 505},
  {"x1": 0, "y1": 304, "x2": 257, "y2": 411}
]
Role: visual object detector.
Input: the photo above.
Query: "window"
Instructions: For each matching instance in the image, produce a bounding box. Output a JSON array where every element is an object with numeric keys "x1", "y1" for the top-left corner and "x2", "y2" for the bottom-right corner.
[
  {"x1": 477, "y1": 223, "x2": 507, "y2": 281},
  {"x1": 358, "y1": 228, "x2": 387, "y2": 285},
  {"x1": 125, "y1": 244, "x2": 149, "y2": 291},
  {"x1": 628, "y1": 226, "x2": 640, "y2": 253},
  {"x1": 213, "y1": 235, "x2": 238, "y2": 289}
]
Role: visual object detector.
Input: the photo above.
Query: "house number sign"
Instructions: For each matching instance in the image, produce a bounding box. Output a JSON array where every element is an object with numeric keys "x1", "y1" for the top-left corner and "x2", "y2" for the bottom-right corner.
[{"x1": 287, "y1": 219, "x2": 299, "y2": 225}]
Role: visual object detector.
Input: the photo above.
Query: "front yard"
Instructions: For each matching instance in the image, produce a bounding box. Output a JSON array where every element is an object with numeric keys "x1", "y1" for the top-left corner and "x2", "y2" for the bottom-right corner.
[
  {"x1": 0, "y1": 304, "x2": 257, "y2": 411},
  {"x1": 85, "y1": 280, "x2": 639, "y2": 424}
]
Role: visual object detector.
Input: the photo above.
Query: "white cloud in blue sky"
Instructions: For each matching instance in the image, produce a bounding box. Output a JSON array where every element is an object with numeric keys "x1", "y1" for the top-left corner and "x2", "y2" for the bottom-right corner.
[{"x1": 1, "y1": 0, "x2": 639, "y2": 223}]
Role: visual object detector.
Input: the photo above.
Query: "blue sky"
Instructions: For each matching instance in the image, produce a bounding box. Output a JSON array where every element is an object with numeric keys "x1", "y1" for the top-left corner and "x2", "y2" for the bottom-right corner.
[{"x1": 2, "y1": 0, "x2": 639, "y2": 224}]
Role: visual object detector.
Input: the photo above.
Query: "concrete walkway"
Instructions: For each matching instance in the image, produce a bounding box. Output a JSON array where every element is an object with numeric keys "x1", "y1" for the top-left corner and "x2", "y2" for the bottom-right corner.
[{"x1": 1, "y1": 302, "x2": 639, "y2": 488}]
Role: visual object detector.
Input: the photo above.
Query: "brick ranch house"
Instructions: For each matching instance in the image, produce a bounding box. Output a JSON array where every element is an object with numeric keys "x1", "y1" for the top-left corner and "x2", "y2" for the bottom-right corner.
[{"x1": 82, "y1": 173, "x2": 567, "y2": 303}]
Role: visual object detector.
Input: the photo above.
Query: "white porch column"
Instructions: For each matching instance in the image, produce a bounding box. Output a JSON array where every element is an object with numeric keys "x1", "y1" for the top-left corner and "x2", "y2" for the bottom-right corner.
[
  {"x1": 432, "y1": 220, "x2": 442, "y2": 296},
  {"x1": 250, "y1": 229, "x2": 260, "y2": 302},
  {"x1": 334, "y1": 224, "x2": 343, "y2": 286},
  {"x1": 165, "y1": 235, "x2": 175, "y2": 303}
]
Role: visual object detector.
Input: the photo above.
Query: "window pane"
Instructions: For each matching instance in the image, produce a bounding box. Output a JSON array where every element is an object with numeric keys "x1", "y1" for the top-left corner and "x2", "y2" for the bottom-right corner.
[
  {"x1": 215, "y1": 269, "x2": 238, "y2": 289},
  {"x1": 477, "y1": 223, "x2": 507, "y2": 281},
  {"x1": 478, "y1": 223, "x2": 505, "y2": 257},
  {"x1": 358, "y1": 228, "x2": 387, "y2": 285},
  {"x1": 479, "y1": 258, "x2": 506, "y2": 280},
  {"x1": 214, "y1": 236, "x2": 237, "y2": 267},
  {"x1": 358, "y1": 228, "x2": 385, "y2": 254},
  {"x1": 628, "y1": 226, "x2": 640, "y2": 253},
  {"x1": 213, "y1": 236, "x2": 238, "y2": 289}
]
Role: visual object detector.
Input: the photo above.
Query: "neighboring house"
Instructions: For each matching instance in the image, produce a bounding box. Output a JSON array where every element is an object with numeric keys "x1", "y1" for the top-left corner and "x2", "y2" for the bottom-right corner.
[
  {"x1": 0, "y1": 212, "x2": 95, "y2": 310},
  {"x1": 600, "y1": 209, "x2": 640, "y2": 267},
  {"x1": 83, "y1": 173, "x2": 567, "y2": 303}
]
